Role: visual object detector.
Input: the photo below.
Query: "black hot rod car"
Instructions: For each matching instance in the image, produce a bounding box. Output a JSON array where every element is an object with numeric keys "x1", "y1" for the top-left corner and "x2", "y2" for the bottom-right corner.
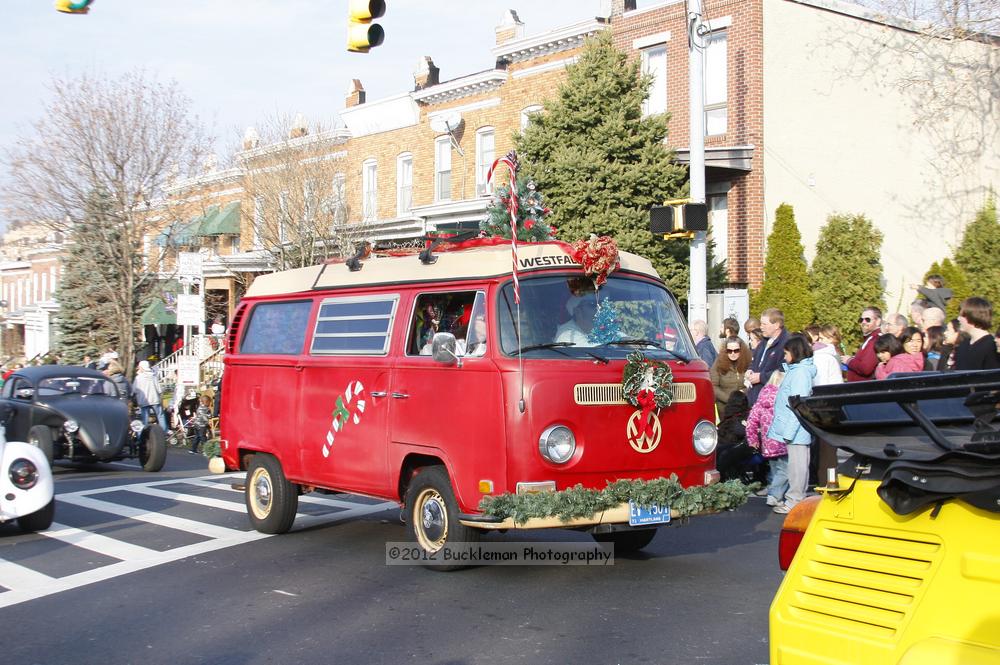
[{"x1": 0, "y1": 366, "x2": 166, "y2": 472}]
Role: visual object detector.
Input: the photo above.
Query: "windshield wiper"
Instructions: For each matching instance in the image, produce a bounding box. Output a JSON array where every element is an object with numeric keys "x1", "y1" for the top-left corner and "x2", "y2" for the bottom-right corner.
[
  {"x1": 511, "y1": 341, "x2": 576, "y2": 357},
  {"x1": 603, "y1": 339, "x2": 691, "y2": 363},
  {"x1": 584, "y1": 351, "x2": 609, "y2": 364}
]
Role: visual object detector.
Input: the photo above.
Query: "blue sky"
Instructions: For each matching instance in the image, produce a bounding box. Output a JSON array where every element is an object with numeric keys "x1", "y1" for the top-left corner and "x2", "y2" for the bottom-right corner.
[{"x1": 0, "y1": 1, "x2": 603, "y2": 159}]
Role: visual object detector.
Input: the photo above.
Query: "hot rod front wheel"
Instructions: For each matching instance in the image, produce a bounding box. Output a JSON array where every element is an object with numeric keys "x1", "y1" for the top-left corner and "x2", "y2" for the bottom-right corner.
[
  {"x1": 139, "y1": 425, "x2": 167, "y2": 472},
  {"x1": 18, "y1": 499, "x2": 55, "y2": 533},
  {"x1": 404, "y1": 466, "x2": 480, "y2": 570},
  {"x1": 28, "y1": 426, "x2": 55, "y2": 465},
  {"x1": 245, "y1": 453, "x2": 298, "y2": 534}
]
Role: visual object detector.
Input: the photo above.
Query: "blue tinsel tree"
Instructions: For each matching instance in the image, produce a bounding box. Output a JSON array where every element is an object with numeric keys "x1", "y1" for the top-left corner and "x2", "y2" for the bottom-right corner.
[{"x1": 588, "y1": 300, "x2": 622, "y2": 345}]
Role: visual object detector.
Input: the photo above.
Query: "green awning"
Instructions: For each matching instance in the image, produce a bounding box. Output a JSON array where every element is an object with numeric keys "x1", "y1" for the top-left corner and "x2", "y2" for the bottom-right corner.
[
  {"x1": 200, "y1": 201, "x2": 240, "y2": 236},
  {"x1": 155, "y1": 207, "x2": 217, "y2": 247},
  {"x1": 141, "y1": 297, "x2": 176, "y2": 325}
]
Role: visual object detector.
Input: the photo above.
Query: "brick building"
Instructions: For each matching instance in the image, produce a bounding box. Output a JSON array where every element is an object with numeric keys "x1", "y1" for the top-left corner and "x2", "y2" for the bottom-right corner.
[{"x1": 0, "y1": 224, "x2": 65, "y2": 361}]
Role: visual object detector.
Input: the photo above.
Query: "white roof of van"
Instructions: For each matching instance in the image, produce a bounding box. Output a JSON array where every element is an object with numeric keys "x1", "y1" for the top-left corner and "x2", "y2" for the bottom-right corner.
[{"x1": 245, "y1": 241, "x2": 660, "y2": 298}]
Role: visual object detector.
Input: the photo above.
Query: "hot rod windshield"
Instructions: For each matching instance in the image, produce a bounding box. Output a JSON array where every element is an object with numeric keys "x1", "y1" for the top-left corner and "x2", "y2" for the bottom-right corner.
[
  {"x1": 37, "y1": 376, "x2": 119, "y2": 398},
  {"x1": 498, "y1": 275, "x2": 696, "y2": 361}
]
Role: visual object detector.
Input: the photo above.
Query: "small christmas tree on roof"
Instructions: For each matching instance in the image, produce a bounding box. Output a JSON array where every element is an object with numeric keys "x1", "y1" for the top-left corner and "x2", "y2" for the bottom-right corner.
[{"x1": 480, "y1": 177, "x2": 557, "y2": 242}]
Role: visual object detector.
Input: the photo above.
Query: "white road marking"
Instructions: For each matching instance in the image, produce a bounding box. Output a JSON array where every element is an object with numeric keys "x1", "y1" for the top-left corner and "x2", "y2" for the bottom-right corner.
[{"x1": 0, "y1": 472, "x2": 397, "y2": 609}]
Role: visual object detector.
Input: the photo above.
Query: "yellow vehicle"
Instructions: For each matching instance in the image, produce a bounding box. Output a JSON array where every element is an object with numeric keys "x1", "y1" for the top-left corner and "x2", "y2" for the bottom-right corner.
[{"x1": 770, "y1": 370, "x2": 1000, "y2": 665}]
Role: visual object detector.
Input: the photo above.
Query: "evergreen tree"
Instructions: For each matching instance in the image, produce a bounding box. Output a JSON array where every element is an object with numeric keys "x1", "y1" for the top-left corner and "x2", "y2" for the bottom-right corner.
[
  {"x1": 515, "y1": 31, "x2": 725, "y2": 299},
  {"x1": 954, "y1": 196, "x2": 1000, "y2": 308},
  {"x1": 922, "y1": 258, "x2": 971, "y2": 320},
  {"x1": 810, "y1": 213, "x2": 885, "y2": 352},
  {"x1": 750, "y1": 203, "x2": 814, "y2": 331}
]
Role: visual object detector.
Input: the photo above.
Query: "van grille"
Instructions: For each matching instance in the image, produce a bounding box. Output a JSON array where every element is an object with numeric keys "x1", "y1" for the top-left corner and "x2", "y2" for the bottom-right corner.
[
  {"x1": 787, "y1": 522, "x2": 942, "y2": 639},
  {"x1": 574, "y1": 382, "x2": 696, "y2": 405}
]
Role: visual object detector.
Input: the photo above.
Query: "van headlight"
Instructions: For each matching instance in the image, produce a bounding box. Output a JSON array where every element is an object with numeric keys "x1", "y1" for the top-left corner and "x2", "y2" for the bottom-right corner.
[
  {"x1": 692, "y1": 420, "x2": 718, "y2": 456},
  {"x1": 64, "y1": 419, "x2": 79, "y2": 433},
  {"x1": 539, "y1": 425, "x2": 576, "y2": 464},
  {"x1": 130, "y1": 420, "x2": 145, "y2": 434}
]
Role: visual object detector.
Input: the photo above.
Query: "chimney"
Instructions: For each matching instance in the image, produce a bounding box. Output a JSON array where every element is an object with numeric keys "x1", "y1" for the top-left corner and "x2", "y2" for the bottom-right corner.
[
  {"x1": 346, "y1": 79, "x2": 366, "y2": 108},
  {"x1": 495, "y1": 9, "x2": 525, "y2": 46},
  {"x1": 243, "y1": 126, "x2": 260, "y2": 151},
  {"x1": 413, "y1": 56, "x2": 440, "y2": 91},
  {"x1": 609, "y1": 0, "x2": 636, "y2": 18},
  {"x1": 289, "y1": 113, "x2": 309, "y2": 139}
]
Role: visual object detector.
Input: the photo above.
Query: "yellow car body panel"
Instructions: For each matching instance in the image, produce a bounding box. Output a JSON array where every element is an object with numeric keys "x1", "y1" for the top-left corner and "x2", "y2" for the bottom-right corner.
[{"x1": 770, "y1": 475, "x2": 1000, "y2": 665}]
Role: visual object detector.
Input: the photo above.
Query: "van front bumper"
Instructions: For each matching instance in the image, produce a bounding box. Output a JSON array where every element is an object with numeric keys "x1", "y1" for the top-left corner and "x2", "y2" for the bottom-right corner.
[{"x1": 459, "y1": 502, "x2": 687, "y2": 530}]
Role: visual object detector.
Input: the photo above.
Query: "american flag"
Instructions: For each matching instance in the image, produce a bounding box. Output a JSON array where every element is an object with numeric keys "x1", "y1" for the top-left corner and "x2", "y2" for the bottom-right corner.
[{"x1": 487, "y1": 150, "x2": 521, "y2": 302}]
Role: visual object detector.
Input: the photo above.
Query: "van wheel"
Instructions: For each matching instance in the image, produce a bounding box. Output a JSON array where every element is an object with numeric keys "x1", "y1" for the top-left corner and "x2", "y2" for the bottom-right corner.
[
  {"x1": 245, "y1": 454, "x2": 298, "y2": 534},
  {"x1": 592, "y1": 528, "x2": 658, "y2": 554},
  {"x1": 28, "y1": 426, "x2": 55, "y2": 465},
  {"x1": 18, "y1": 499, "x2": 55, "y2": 533},
  {"x1": 405, "y1": 466, "x2": 480, "y2": 570}
]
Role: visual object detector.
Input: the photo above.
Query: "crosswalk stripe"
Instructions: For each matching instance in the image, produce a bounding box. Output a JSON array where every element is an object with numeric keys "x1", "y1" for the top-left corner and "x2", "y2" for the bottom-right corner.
[
  {"x1": 123, "y1": 485, "x2": 247, "y2": 513},
  {"x1": 57, "y1": 494, "x2": 249, "y2": 540},
  {"x1": 295, "y1": 501, "x2": 397, "y2": 528},
  {"x1": 0, "y1": 558, "x2": 57, "y2": 591},
  {"x1": 43, "y1": 523, "x2": 160, "y2": 561}
]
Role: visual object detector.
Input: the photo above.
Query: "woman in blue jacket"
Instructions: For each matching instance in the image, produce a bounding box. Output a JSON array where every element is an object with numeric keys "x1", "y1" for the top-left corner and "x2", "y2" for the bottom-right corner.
[{"x1": 767, "y1": 334, "x2": 817, "y2": 514}]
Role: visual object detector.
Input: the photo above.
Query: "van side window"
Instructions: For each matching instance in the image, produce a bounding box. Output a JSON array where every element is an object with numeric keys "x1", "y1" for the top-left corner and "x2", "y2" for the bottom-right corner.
[
  {"x1": 311, "y1": 295, "x2": 399, "y2": 355},
  {"x1": 407, "y1": 291, "x2": 481, "y2": 356},
  {"x1": 241, "y1": 300, "x2": 313, "y2": 355}
]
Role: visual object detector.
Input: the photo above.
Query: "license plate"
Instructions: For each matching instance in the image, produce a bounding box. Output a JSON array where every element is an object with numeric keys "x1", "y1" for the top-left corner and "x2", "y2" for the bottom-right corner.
[{"x1": 628, "y1": 500, "x2": 671, "y2": 526}]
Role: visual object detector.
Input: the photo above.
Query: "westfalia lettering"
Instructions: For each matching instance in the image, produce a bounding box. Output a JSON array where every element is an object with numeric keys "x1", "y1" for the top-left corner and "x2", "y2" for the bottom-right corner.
[{"x1": 518, "y1": 255, "x2": 579, "y2": 269}]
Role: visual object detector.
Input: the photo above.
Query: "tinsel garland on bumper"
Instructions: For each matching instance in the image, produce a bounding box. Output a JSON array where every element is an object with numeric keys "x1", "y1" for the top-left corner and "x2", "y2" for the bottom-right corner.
[{"x1": 478, "y1": 476, "x2": 756, "y2": 524}]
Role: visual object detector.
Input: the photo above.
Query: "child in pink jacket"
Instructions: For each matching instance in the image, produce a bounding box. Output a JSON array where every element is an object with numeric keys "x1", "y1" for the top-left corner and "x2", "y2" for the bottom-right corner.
[{"x1": 745, "y1": 372, "x2": 788, "y2": 507}]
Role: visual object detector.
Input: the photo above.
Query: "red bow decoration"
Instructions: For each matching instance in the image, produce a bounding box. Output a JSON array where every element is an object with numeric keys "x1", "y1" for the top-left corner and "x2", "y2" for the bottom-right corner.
[
  {"x1": 569, "y1": 234, "x2": 620, "y2": 287},
  {"x1": 636, "y1": 388, "x2": 657, "y2": 438}
]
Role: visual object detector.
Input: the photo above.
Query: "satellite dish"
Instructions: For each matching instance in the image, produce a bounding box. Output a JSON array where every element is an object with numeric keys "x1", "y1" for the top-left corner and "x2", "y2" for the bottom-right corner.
[{"x1": 429, "y1": 111, "x2": 463, "y2": 134}]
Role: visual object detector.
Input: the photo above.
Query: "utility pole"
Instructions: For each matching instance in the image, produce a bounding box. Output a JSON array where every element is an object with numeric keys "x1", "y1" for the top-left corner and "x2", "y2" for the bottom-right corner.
[{"x1": 687, "y1": 0, "x2": 707, "y2": 323}]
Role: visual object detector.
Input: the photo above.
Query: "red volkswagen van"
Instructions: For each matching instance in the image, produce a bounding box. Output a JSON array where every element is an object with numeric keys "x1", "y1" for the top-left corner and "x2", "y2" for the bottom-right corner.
[{"x1": 220, "y1": 240, "x2": 721, "y2": 558}]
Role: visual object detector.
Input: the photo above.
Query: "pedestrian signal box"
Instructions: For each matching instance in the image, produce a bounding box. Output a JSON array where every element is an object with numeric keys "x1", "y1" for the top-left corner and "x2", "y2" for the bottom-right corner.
[{"x1": 649, "y1": 202, "x2": 709, "y2": 237}]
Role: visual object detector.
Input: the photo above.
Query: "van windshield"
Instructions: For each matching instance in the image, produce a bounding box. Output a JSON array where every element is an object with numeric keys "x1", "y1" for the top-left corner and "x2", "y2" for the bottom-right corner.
[{"x1": 497, "y1": 275, "x2": 696, "y2": 361}]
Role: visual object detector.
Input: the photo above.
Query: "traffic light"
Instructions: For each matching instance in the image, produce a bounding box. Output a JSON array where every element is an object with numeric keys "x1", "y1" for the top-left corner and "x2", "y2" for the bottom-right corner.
[
  {"x1": 347, "y1": 0, "x2": 386, "y2": 53},
  {"x1": 55, "y1": 0, "x2": 93, "y2": 14},
  {"x1": 649, "y1": 201, "x2": 709, "y2": 237}
]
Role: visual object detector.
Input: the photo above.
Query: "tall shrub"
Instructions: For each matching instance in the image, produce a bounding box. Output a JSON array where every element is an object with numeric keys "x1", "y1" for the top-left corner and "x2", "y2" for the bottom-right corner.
[
  {"x1": 750, "y1": 203, "x2": 814, "y2": 330},
  {"x1": 954, "y1": 196, "x2": 1000, "y2": 308},
  {"x1": 810, "y1": 213, "x2": 885, "y2": 352}
]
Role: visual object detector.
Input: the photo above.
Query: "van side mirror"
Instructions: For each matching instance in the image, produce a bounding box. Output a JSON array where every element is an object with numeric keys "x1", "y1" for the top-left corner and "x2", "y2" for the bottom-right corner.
[{"x1": 432, "y1": 332, "x2": 463, "y2": 368}]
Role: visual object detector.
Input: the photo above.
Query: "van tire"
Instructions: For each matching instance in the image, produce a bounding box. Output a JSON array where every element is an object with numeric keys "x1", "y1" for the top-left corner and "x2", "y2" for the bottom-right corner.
[
  {"x1": 592, "y1": 528, "x2": 658, "y2": 554},
  {"x1": 245, "y1": 454, "x2": 298, "y2": 534},
  {"x1": 405, "y1": 466, "x2": 480, "y2": 571}
]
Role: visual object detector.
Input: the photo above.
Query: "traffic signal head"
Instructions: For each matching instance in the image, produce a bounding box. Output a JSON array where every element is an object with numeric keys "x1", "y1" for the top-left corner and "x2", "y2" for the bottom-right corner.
[
  {"x1": 348, "y1": 0, "x2": 386, "y2": 53},
  {"x1": 55, "y1": 0, "x2": 93, "y2": 13},
  {"x1": 649, "y1": 202, "x2": 709, "y2": 235}
]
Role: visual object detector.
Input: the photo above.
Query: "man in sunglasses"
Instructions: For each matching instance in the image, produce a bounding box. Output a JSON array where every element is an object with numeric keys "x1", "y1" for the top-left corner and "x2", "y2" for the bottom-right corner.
[{"x1": 843, "y1": 306, "x2": 882, "y2": 381}]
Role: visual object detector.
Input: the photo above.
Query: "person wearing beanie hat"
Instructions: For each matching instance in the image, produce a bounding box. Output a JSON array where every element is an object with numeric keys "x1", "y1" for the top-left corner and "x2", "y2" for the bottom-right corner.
[{"x1": 134, "y1": 360, "x2": 166, "y2": 429}]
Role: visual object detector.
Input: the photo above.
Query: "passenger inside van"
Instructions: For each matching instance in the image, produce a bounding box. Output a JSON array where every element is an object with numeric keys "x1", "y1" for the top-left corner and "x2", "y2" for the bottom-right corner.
[{"x1": 555, "y1": 296, "x2": 598, "y2": 346}]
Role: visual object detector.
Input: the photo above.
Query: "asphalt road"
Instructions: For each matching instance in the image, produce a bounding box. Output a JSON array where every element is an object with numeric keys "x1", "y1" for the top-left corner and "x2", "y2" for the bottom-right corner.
[{"x1": 1, "y1": 449, "x2": 785, "y2": 665}]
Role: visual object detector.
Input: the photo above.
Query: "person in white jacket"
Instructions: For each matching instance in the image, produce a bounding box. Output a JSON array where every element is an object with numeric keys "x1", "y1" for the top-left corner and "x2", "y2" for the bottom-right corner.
[
  {"x1": 812, "y1": 324, "x2": 845, "y2": 479},
  {"x1": 133, "y1": 360, "x2": 166, "y2": 430}
]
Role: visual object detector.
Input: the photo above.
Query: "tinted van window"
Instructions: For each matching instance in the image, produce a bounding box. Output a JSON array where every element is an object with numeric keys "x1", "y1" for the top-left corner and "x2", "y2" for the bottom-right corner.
[
  {"x1": 311, "y1": 295, "x2": 399, "y2": 355},
  {"x1": 241, "y1": 301, "x2": 313, "y2": 354}
]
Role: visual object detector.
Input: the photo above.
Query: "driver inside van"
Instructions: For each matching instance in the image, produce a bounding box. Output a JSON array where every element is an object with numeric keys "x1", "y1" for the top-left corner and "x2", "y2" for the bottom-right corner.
[{"x1": 555, "y1": 297, "x2": 597, "y2": 346}]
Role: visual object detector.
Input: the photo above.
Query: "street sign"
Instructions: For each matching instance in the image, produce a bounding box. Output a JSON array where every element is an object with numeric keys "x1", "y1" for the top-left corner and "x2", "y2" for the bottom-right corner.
[
  {"x1": 176, "y1": 294, "x2": 204, "y2": 327},
  {"x1": 176, "y1": 355, "x2": 200, "y2": 387},
  {"x1": 177, "y1": 252, "x2": 204, "y2": 281}
]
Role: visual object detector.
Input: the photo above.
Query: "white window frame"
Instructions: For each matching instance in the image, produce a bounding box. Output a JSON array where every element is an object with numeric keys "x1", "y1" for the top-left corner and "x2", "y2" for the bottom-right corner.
[
  {"x1": 396, "y1": 153, "x2": 413, "y2": 216},
  {"x1": 434, "y1": 136, "x2": 452, "y2": 202},
  {"x1": 331, "y1": 172, "x2": 347, "y2": 229},
  {"x1": 362, "y1": 159, "x2": 378, "y2": 221},
  {"x1": 475, "y1": 127, "x2": 495, "y2": 197},
  {"x1": 704, "y1": 29, "x2": 728, "y2": 136},
  {"x1": 641, "y1": 44, "x2": 668, "y2": 117},
  {"x1": 520, "y1": 105, "x2": 543, "y2": 131},
  {"x1": 707, "y1": 182, "x2": 730, "y2": 265},
  {"x1": 253, "y1": 195, "x2": 265, "y2": 248}
]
